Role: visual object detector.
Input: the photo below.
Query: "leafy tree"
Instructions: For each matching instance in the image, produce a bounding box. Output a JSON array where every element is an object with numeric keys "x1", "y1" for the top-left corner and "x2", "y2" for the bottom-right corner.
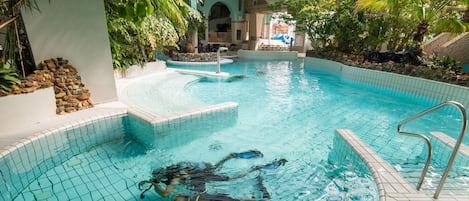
[
  {"x1": 271, "y1": 0, "x2": 367, "y2": 54},
  {"x1": 0, "y1": 0, "x2": 40, "y2": 78},
  {"x1": 104, "y1": 0, "x2": 202, "y2": 71},
  {"x1": 356, "y1": 0, "x2": 469, "y2": 54},
  {"x1": 356, "y1": 0, "x2": 416, "y2": 50},
  {"x1": 0, "y1": 0, "x2": 41, "y2": 92}
]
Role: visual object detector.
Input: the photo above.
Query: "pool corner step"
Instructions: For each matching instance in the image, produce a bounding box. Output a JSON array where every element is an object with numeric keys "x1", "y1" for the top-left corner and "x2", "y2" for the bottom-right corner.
[{"x1": 333, "y1": 129, "x2": 436, "y2": 201}]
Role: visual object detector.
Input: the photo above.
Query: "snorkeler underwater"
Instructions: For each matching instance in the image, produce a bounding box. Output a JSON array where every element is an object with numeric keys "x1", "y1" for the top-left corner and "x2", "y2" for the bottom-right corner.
[{"x1": 138, "y1": 150, "x2": 287, "y2": 201}]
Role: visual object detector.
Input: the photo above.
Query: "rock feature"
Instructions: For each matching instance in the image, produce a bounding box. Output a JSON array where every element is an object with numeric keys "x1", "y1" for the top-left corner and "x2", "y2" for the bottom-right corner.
[
  {"x1": 171, "y1": 52, "x2": 218, "y2": 62},
  {"x1": 0, "y1": 58, "x2": 93, "y2": 114},
  {"x1": 307, "y1": 50, "x2": 469, "y2": 87}
]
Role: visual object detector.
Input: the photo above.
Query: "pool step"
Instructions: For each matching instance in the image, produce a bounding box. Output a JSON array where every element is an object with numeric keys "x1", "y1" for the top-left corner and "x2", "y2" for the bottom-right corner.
[
  {"x1": 395, "y1": 160, "x2": 469, "y2": 195},
  {"x1": 419, "y1": 132, "x2": 469, "y2": 171},
  {"x1": 332, "y1": 129, "x2": 469, "y2": 200},
  {"x1": 127, "y1": 102, "x2": 239, "y2": 149},
  {"x1": 388, "y1": 131, "x2": 469, "y2": 195}
]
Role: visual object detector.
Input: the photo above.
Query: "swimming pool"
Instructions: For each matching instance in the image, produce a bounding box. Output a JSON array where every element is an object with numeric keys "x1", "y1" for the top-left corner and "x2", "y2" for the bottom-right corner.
[
  {"x1": 162, "y1": 59, "x2": 469, "y2": 195},
  {"x1": 3, "y1": 57, "x2": 469, "y2": 200}
]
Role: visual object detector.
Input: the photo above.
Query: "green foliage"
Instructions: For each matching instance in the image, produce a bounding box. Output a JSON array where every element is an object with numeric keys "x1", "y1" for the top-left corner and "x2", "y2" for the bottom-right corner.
[
  {"x1": 271, "y1": 0, "x2": 367, "y2": 54},
  {"x1": 432, "y1": 55, "x2": 458, "y2": 71},
  {"x1": 332, "y1": 0, "x2": 367, "y2": 53},
  {"x1": 357, "y1": 0, "x2": 469, "y2": 53},
  {"x1": 0, "y1": 62, "x2": 21, "y2": 92},
  {"x1": 273, "y1": 0, "x2": 468, "y2": 56},
  {"x1": 116, "y1": 0, "x2": 154, "y2": 26},
  {"x1": 0, "y1": 0, "x2": 44, "y2": 78},
  {"x1": 105, "y1": 0, "x2": 202, "y2": 71}
]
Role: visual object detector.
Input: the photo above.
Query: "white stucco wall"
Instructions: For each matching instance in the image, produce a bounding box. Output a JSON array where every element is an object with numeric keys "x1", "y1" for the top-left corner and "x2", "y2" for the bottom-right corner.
[
  {"x1": 0, "y1": 88, "x2": 56, "y2": 135},
  {"x1": 21, "y1": 0, "x2": 117, "y2": 104}
]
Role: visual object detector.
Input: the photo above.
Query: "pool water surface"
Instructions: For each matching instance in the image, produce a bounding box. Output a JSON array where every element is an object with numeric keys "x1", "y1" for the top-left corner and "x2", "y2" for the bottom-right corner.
[{"x1": 12, "y1": 59, "x2": 469, "y2": 200}]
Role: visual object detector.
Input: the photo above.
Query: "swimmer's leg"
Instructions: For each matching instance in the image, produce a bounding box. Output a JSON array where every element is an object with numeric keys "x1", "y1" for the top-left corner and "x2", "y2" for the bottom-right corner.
[
  {"x1": 214, "y1": 150, "x2": 264, "y2": 169},
  {"x1": 253, "y1": 158, "x2": 288, "y2": 170},
  {"x1": 256, "y1": 175, "x2": 271, "y2": 199},
  {"x1": 229, "y1": 158, "x2": 288, "y2": 180}
]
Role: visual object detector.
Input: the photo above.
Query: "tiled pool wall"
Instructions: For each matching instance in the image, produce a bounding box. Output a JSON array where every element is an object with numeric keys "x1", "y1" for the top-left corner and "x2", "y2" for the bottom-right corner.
[
  {"x1": 334, "y1": 129, "x2": 423, "y2": 201},
  {"x1": 328, "y1": 131, "x2": 374, "y2": 175},
  {"x1": 304, "y1": 57, "x2": 469, "y2": 107},
  {"x1": 238, "y1": 50, "x2": 299, "y2": 60},
  {"x1": 334, "y1": 129, "x2": 469, "y2": 201},
  {"x1": 0, "y1": 112, "x2": 127, "y2": 201},
  {"x1": 0, "y1": 101, "x2": 238, "y2": 200},
  {"x1": 315, "y1": 57, "x2": 469, "y2": 200},
  {"x1": 125, "y1": 102, "x2": 238, "y2": 149},
  {"x1": 420, "y1": 132, "x2": 469, "y2": 172}
]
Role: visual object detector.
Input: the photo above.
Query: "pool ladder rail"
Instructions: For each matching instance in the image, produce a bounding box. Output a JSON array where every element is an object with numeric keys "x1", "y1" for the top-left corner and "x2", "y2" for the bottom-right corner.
[{"x1": 397, "y1": 101, "x2": 468, "y2": 199}]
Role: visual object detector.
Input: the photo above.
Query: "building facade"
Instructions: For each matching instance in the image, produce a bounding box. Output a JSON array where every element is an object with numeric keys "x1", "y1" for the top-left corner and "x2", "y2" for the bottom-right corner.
[{"x1": 195, "y1": 0, "x2": 308, "y2": 52}]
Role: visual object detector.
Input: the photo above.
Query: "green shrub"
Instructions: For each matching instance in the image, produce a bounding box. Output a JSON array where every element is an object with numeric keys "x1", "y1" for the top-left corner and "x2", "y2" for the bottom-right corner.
[
  {"x1": 431, "y1": 55, "x2": 458, "y2": 71},
  {"x1": 0, "y1": 63, "x2": 21, "y2": 92}
]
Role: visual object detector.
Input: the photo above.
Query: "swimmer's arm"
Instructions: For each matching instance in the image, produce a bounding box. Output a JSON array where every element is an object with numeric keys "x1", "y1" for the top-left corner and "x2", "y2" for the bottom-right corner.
[{"x1": 152, "y1": 178, "x2": 179, "y2": 197}]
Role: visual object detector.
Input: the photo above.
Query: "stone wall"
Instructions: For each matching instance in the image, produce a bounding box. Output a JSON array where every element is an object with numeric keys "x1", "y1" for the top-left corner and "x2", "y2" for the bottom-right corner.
[
  {"x1": 21, "y1": 0, "x2": 117, "y2": 104},
  {"x1": 0, "y1": 58, "x2": 93, "y2": 114},
  {"x1": 424, "y1": 32, "x2": 469, "y2": 64},
  {"x1": 423, "y1": 33, "x2": 455, "y2": 56},
  {"x1": 171, "y1": 52, "x2": 218, "y2": 62},
  {"x1": 439, "y1": 32, "x2": 469, "y2": 64}
]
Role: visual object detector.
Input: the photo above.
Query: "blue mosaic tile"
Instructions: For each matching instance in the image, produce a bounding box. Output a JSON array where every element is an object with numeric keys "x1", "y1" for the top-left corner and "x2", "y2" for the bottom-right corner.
[
  {"x1": 15, "y1": 191, "x2": 34, "y2": 201},
  {"x1": 89, "y1": 190, "x2": 104, "y2": 200},
  {"x1": 51, "y1": 191, "x2": 67, "y2": 200}
]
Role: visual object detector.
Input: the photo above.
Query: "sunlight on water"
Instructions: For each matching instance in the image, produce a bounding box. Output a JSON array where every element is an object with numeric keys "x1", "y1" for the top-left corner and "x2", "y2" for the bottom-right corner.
[{"x1": 15, "y1": 59, "x2": 467, "y2": 201}]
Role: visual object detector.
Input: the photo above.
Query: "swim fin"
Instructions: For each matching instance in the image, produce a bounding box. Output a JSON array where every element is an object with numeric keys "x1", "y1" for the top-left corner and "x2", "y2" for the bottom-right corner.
[
  {"x1": 236, "y1": 150, "x2": 264, "y2": 159},
  {"x1": 259, "y1": 158, "x2": 288, "y2": 170}
]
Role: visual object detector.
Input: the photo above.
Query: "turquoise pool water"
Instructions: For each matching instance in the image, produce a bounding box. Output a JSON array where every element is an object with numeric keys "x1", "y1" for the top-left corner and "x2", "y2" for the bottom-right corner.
[
  {"x1": 168, "y1": 59, "x2": 468, "y2": 192},
  {"x1": 9, "y1": 59, "x2": 468, "y2": 200}
]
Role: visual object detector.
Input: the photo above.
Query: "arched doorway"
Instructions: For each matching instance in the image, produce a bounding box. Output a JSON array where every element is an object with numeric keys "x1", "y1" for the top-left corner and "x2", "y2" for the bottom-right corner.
[{"x1": 208, "y1": 2, "x2": 231, "y2": 44}]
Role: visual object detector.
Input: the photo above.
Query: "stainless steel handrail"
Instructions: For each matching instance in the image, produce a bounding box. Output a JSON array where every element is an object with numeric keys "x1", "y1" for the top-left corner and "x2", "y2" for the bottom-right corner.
[{"x1": 397, "y1": 101, "x2": 467, "y2": 199}]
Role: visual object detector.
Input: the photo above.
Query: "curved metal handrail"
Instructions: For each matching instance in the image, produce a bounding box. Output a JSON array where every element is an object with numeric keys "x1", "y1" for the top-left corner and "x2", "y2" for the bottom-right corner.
[{"x1": 397, "y1": 101, "x2": 467, "y2": 199}]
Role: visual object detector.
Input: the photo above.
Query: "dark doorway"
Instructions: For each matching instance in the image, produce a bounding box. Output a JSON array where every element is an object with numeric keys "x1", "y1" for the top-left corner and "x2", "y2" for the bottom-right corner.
[{"x1": 208, "y1": 3, "x2": 231, "y2": 43}]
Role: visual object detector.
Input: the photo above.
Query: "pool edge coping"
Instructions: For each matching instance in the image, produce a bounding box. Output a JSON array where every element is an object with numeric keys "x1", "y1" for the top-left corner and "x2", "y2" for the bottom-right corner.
[{"x1": 336, "y1": 129, "x2": 469, "y2": 201}]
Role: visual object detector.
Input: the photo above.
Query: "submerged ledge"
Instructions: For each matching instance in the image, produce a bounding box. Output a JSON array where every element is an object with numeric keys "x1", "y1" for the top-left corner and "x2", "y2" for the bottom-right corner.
[
  {"x1": 166, "y1": 58, "x2": 233, "y2": 66},
  {"x1": 171, "y1": 68, "x2": 230, "y2": 78},
  {"x1": 335, "y1": 129, "x2": 469, "y2": 201}
]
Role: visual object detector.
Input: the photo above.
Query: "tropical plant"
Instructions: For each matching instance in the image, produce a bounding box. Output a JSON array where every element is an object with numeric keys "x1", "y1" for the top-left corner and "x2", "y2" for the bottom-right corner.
[
  {"x1": 0, "y1": 62, "x2": 21, "y2": 93},
  {"x1": 271, "y1": 0, "x2": 367, "y2": 54},
  {"x1": 356, "y1": 0, "x2": 469, "y2": 55},
  {"x1": 356, "y1": 0, "x2": 415, "y2": 50},
  {"x1": 0, "y1": 0, "x2": 41, "y2": 78},
  {"x1": 332, "y1": 0, "x2": 367, "y2": 53},
  {"x1": 270, "y1": 0, "x2": 334, "y2": 48},
  {"x1": 432, "y1": 54, "x2": 458, "y2": 71},
  {"x1": 104, "y1": 0, "x2": 202, "y2": 71}
]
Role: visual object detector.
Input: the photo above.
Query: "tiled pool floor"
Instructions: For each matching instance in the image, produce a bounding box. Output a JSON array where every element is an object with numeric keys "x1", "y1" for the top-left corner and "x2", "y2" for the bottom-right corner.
[
  {"x1": 16, "y1": 144, "x2": 137, "y2": 201},
  {"x1": 3, "y1": 65, "x2": 469, "y2": 200}
]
